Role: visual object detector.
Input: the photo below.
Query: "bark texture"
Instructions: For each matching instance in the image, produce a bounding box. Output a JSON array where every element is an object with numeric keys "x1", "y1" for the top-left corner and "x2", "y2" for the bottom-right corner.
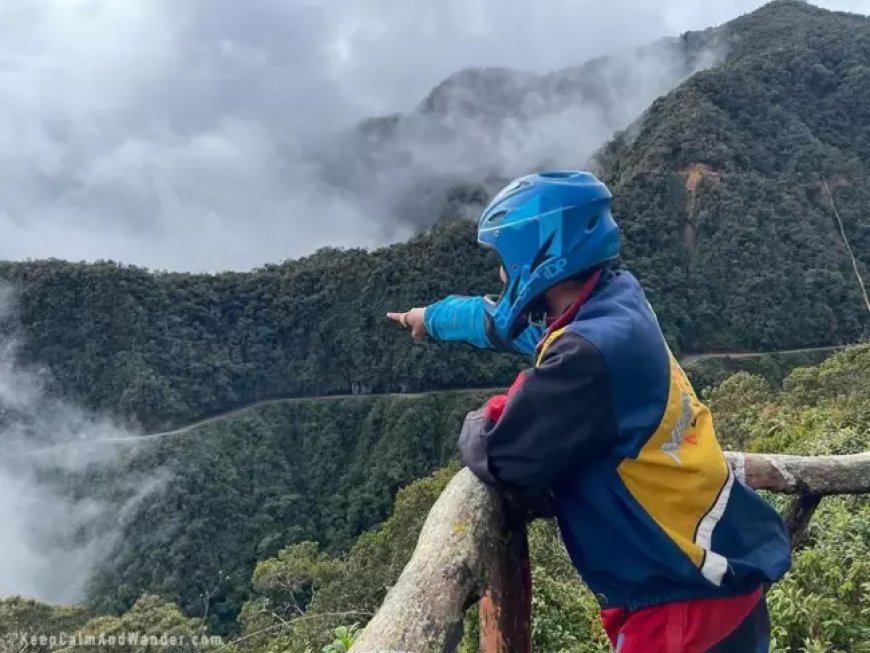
[
  {"x1": 727, "y1": 451, "x2": 870, "y2": 494},
  {"x1": 352, "y1": 468, "x2": 505, "y2": 653}
]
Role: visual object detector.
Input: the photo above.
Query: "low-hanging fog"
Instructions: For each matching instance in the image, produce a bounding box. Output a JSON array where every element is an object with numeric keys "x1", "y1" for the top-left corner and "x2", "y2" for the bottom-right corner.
[{"x1": 0, "y1": 285, "x2": 164, "y2": 603}]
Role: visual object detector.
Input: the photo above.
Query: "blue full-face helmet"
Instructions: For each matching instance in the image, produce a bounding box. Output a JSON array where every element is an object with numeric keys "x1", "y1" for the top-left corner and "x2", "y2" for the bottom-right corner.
[{"x1": 478, "y1": 170, "x2": 620, "y2": 343}]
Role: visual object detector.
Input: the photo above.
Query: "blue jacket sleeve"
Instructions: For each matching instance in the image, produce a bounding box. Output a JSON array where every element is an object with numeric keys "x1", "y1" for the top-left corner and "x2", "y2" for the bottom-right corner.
[
  {"x1": 423, "y1": 295, "x2": 541, "y2": 355},
  {"x1": 458, "y1": 331, "x2": 619, "y2": 489}
]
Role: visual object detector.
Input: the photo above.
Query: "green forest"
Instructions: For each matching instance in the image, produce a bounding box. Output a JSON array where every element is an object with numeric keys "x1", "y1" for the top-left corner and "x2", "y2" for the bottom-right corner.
[
  {"x1": 1, "y1": 1, "x2": 869, "y2": 652},
  {"x1": 2, "y1": 344, "x2": 869, "y2": 651},
  {"x1": 81, "y1": 391, "x2": 489, "y2": 628}
]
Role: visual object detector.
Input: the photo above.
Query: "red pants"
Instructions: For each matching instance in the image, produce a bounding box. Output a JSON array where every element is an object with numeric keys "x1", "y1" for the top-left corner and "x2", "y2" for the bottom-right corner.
[{"x1": 601, "y1": 588, "x2": 768, "y2": 652}]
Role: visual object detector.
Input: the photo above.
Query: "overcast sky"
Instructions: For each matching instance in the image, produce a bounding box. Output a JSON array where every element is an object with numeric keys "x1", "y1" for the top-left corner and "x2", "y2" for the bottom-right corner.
[{"x1": 0, "y1": 0, "x2": 866, "y2": 271}]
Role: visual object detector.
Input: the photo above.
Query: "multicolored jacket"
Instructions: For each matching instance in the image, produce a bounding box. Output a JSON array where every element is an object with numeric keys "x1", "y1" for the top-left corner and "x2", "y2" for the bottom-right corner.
[{"x1": 425, "y1": 268, "x2": 790, "y2": 610}]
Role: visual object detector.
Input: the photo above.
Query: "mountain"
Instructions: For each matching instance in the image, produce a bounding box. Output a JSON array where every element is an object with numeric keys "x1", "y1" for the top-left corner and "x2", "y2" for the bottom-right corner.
[
  {"x1": 596, "y1": 0, "x2": 870, "y2": 350},
  {"x1": 1, "y1": 3, "x2": 867, "y2": 433},
  {"x1": 314, "y1": 26, "x2": 722, "y2": 231},
  {"x1": 0, "y1": 224, "x2": 521, "y2": 431},
  {"x1": 1, "y1": 0, "x2": 869, "y2": 647}
]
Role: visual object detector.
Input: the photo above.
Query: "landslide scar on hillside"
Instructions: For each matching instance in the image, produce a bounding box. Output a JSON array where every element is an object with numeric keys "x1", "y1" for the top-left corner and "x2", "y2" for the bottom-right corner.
[{"x1": 679, "y1": 163, "x2": 721, "y2": 265}]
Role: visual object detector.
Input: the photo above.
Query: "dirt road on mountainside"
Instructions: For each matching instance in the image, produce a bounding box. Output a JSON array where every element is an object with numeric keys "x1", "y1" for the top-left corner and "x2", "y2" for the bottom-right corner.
[{"x1": 9, "y1": 345, "x2": 846, "y2": 457}]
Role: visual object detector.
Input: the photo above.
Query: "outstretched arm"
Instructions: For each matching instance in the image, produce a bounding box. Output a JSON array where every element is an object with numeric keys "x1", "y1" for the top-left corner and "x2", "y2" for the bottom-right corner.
[{"x1": 387, "y1": 295, "x2": 542, "y2": 355}]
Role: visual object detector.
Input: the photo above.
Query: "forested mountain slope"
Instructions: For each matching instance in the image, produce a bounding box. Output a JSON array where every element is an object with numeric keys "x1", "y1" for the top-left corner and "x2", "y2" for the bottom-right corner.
[
  {"x1": 0, "y1": 227, "x2": 519, "y2": 430},
  {"x1": 0, "y1": 350, "x2": 824, "y2": 636},
  {"x1": 73, "y1": 391, "x2": 489, "y2": 630},
  {"x1": 1, "y1": 5, "x2": 868, "y2": 432},
  {"x1": 596, "y1": 0, "x2": 870, "y2": 350},
  {"x1": 5, "y1": 344, "x2": 869, "y2": 651},
  {"x1": 197, "y1": 343, "x2": 870, "y2": 651}
]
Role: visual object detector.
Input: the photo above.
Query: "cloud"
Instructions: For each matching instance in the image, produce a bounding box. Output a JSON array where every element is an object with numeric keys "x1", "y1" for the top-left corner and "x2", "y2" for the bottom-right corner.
[
  {"x1": 0, "y1": 285, "x2": 164, "y2": 604},
  {"x1": 322, "y1": 0, "x2": 866, "y2": 114},
  {"x1": 0, "y1": 1, "x2": 865, "y2": 271}
]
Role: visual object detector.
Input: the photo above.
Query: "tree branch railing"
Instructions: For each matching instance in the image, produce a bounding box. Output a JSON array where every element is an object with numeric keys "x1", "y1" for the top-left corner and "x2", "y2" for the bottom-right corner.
[{"x1": 351, "y1": 452, "x2": 870, "y2": 653}]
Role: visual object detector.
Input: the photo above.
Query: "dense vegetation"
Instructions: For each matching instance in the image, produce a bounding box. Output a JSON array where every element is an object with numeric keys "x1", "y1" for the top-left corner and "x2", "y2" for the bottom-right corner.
[
  {"x1": 0, "y1": 231, "x2": 518, "y2": 431},
  {"x1": 6, "y1": 345, "x2": 868, "y2": 651},
  {"x1": 684, "y1": 348, "x2": 838, "y2": 395},
  {"x1": 44, "y1": 351, "x2": 837, "y2": 637},
  {"x1": 1, "y1": 2, "x2": 867, "y2": 431},
  {"x1": 230, "y1": 349, "x2": 870, "y2": 652},
  {"x1": 78, "y1": 391, "x2": 488, "y2": 632},
  {"x1": 596, "y1": 0, "x2": 870, "y2": 352}
]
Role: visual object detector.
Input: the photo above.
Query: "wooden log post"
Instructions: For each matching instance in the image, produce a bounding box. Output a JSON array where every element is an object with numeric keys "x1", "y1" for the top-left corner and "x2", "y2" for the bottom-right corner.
[
  {"x1": 353, "y1": 452, "x2": 870, "y2": 653},
  {"x1": 351, "y1": 468, "x2": 528, "y2": 653},
  {"x1": 782, "y1": 493, "x2": 823, "y2": 549},
  {"x1": 478, "y1": 507, "x2": 532, "y2": 653}
]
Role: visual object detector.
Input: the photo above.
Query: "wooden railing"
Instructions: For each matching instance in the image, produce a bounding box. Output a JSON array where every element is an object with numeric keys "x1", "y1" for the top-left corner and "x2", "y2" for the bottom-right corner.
[{"x1": 351, "y1": 452, "x2": 870, "y2": 653}]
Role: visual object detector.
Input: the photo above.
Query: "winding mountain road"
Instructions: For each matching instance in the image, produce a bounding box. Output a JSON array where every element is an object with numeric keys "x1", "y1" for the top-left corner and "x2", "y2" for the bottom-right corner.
[
  {"x1": 8, "y1": 387, "x2": 503, "y2": 459},
  {"x1": 679, "y1": 345, "x2": 844, "y2": 367},
  {"x1": 7, "y1": 345, "x2": 847, "y2": 458}
]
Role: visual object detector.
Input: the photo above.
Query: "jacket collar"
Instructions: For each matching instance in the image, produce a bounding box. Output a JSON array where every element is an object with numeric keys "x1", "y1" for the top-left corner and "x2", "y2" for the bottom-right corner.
[{"x1": 540, "y1": 268, "x2": 604, "y2": 341}]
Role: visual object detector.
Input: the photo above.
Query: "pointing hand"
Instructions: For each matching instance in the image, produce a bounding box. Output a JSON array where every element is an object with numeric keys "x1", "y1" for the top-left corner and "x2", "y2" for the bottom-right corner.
[{"x1": 386, "y1": 308, "x2": 427, "y2": 341}]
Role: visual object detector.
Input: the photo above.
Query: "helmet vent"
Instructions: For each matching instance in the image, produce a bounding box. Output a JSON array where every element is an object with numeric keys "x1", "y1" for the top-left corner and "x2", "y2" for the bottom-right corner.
[
  {"x1": 486, "y1": 210, "x2": 508, "y2": 224},
  {"x1": 586, "y1": 214, "x2": 600, "y2": 232},
  {"x1": 507, "y1": 277, "x2": 520, "y2": 308},
  {"x1": 531, "y1": 232, "x2": 556, "y2": 272},
  {"x1": 539, "y1": 171, "x2": 578, "y2": 179}
]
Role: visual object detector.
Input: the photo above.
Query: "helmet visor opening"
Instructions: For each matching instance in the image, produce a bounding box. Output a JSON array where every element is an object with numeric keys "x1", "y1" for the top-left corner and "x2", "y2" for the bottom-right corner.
[{"x1": 477, "y1": 239, "x2": 510, "y2": 304}]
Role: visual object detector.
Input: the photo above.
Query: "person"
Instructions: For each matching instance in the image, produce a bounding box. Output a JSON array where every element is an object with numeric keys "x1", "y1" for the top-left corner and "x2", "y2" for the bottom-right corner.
[{"x1": 387, "y1": 170, "x2": 790, "y2": 652}]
